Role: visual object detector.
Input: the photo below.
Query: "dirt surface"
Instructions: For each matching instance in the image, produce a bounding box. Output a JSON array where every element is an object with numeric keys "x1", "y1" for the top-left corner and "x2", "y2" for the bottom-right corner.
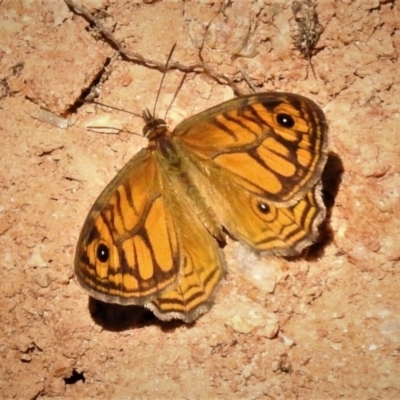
[{"x1": 1, "y1": 0, "x2": 400, "y2": 398}]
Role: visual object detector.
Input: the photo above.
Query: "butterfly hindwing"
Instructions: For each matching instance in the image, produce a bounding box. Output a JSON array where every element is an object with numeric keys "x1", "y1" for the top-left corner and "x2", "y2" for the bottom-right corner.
[{"x1": 145, "y1": 185, "x2": 225, "y2": 322}]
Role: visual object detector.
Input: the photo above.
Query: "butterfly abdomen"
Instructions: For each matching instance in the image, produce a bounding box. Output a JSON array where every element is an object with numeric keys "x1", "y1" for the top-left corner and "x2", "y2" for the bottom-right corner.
[{"x1": 152, "y1": 133, "x2": 226, "y2": 246}]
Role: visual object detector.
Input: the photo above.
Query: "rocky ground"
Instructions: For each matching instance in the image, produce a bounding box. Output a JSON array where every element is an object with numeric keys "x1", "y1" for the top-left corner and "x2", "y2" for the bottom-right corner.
[{"x1": 1, "y1": 0, "x2": 399, "y2": 398}]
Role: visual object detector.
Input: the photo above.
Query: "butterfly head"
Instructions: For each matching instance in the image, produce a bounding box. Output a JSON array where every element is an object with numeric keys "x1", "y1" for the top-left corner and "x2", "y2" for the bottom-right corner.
[{"x1": 142, "y1": 109, "x2": 168, "y2": 140}]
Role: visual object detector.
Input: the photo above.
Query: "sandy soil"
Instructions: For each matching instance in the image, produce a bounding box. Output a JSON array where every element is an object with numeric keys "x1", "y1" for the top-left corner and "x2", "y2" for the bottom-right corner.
[{"x1": 1, "y1": 0, "x2": 400, "y2": 398}]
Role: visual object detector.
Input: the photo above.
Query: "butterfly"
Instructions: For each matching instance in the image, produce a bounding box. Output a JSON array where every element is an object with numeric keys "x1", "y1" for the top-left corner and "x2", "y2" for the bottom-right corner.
[{"x1": 75, "y1": 92, "x2": 328, "y2": 323}]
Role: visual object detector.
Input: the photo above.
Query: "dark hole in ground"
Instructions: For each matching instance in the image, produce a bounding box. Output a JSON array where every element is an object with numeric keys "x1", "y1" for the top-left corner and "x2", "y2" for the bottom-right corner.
[{"x1": 64, "y1": 369, "x2": 85, "y2": 385}]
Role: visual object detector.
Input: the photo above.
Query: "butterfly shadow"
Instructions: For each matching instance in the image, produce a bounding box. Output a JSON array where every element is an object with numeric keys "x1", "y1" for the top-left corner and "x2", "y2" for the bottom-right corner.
[
  {"x1": 305, "y1": 150, "x2": 344, "y2": 260},
  {"x1": 88, "y1": 297, "x2": 193, "y2": 332}
]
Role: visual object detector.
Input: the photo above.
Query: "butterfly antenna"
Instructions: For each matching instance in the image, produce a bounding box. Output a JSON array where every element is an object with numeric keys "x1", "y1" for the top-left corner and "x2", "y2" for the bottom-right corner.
[
  {"x1": 90, "y1": 100, "x2": 142, "y2": 119},
  {"x1": 152, "y1": 43, "x2": 177, "y2": 119},
  {"x1": 164, "y1": 72, "x2": 187, "y2": 120}
]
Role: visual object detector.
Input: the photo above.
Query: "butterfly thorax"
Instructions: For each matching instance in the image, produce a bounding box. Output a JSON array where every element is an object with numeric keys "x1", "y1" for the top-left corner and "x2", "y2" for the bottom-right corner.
[
  {"x1": 143, "y1": 113, "x2": 225, "y2": 245},
  {"x1": 141, "y1": 109, "x2": 181, "y2": 167}
]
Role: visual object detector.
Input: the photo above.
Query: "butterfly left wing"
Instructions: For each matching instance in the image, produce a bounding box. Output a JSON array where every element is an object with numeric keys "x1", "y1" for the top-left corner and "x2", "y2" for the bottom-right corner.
[
  {"x1": 75, "y1": 147, "x2": 225, "y2": 321},
  {"x1": 75, "y1": 149, "x2": 183, "y2": 305},
  {"x1": 145, "y1": 191, "x2": 225, "y2": 322}
]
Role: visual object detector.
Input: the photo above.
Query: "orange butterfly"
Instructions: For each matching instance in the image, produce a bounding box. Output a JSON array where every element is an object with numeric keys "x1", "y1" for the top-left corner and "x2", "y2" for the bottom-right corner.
[{"x1": 75, "y1": 92, "x2": 328, "y2": 322}]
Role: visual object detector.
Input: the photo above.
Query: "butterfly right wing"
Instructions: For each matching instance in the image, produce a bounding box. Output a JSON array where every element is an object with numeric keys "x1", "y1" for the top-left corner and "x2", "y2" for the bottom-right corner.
[
  {"x1": 174, "y1": 92, "x2": 328, "y2": 206},
  {"x1": 186, "y1": 160, "x2": 325, "y2": 255},
  {"x1": 173, "y1": 92, "x2": 327, "y2": 255}
]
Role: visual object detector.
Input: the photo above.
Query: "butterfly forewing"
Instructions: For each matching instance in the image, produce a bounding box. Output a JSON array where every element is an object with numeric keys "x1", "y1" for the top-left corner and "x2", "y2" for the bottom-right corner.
[
  {"x1": 174, "y1": 92, "x2": 328, "y2": 205},
  {"x1": 75, "y1": 149, "x2": 181, "y2": 304}
]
